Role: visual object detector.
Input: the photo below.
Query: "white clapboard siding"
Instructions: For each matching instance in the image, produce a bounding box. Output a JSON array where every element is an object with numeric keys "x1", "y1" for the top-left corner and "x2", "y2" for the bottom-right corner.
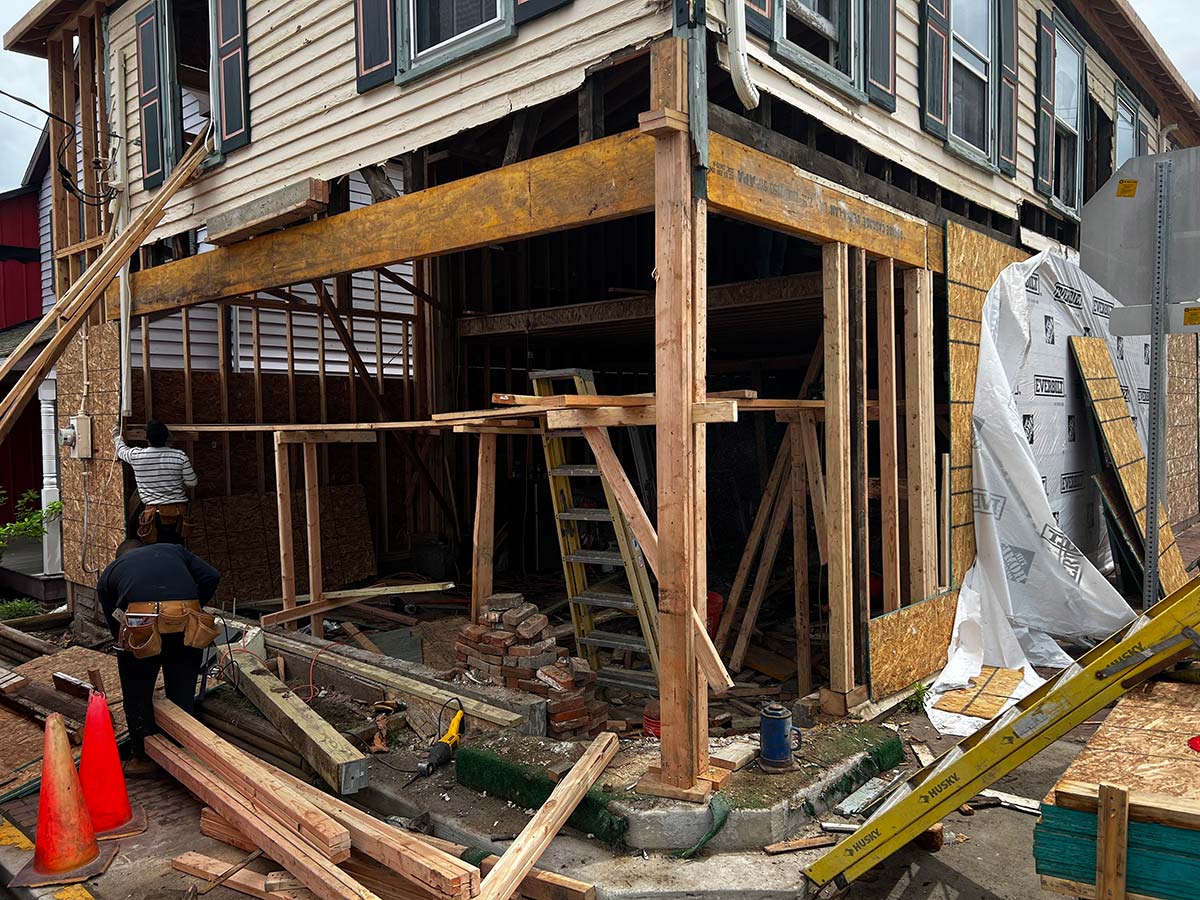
[
  {"x1": 38, "y1": 169, "x2": 55, "y2": 314},
  {"x1": 715, "y1": 0, "x2": 1161, "y2": 220},
  {"x1": 107, "y1": 0, "x2": 671, "y2": 241}
]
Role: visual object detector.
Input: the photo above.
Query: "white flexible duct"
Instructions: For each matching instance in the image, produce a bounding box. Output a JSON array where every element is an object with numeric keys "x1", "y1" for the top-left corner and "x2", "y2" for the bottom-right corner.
[{"x1": 726, "y1": 0, "x2": 760, "y2": 110}]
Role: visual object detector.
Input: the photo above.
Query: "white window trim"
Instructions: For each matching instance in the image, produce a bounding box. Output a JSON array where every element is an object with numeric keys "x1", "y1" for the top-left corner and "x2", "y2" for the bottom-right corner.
[
  {"x1": 1115, "y1": 87, "x2": 1138, "y2": 169},
  {"x1": 410, "y1": 0, "x2": 503, "y2": 61}
]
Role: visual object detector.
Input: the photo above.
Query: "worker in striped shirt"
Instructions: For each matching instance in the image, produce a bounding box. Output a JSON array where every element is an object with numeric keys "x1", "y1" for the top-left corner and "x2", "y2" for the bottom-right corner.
[{"x1": 112, "y1": 420, "x2": 197, "y2": 545}]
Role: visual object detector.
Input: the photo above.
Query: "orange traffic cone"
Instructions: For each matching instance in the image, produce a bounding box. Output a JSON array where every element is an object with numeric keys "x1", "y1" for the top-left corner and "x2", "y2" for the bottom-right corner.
[
  {"x1": 79, "y1": 691, "x2": 146, "y2": 839},
  {"x1": 10, "y1": 713, "x2": 116, "y2": 887}
]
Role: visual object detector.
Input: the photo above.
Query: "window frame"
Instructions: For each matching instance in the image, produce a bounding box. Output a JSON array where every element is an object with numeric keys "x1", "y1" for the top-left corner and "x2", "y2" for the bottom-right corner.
[
  {"x1": 1050, "y1": 19, "x2": 1085, "y2": 215},
  {"x1": 771, "y1": 0, "x2": 867, "y2": 102},
  {"x1": 396, "y1": 0, "x2": 516, "y2": 85},
  {"x1": 946, "y1": 0, "x2": 993, "y2": 161},
  {"x1": 1114, "y1": 82, "x2": 1138, "y2": 169}
]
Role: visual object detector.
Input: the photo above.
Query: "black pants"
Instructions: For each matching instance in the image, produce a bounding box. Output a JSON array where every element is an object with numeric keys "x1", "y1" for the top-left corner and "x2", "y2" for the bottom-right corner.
[{"x1": 118, "y1": 633, "x2": 204, "y2": 758}]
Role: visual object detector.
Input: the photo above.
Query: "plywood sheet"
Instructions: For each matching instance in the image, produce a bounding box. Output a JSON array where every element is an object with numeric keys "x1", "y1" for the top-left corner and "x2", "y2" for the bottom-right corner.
[
  {"x1": 933, "y1": 665, "x2": 1024, "y2": 718},
  {"x1": 868, "y1": 590, "x2": 957, "y2": 698},
  {"x1": 1070, "y1": 336, "x2": 1189, "y2": 594}
]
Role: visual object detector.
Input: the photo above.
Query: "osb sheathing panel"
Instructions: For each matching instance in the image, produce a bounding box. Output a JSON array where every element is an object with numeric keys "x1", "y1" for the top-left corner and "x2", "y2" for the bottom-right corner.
[
  {"x1": 1051, "y1": 681, "x2": 1200, "y2": 806},
  {"x1": 1070, "y1": 336, "x2": 1189, "y2": 594},
  {"x1": 868, "y1": 589, "x2": 958, "y2": 698},
  {"x1": 1166, "y1": 334, "x2": 1199, "y2": 528}
]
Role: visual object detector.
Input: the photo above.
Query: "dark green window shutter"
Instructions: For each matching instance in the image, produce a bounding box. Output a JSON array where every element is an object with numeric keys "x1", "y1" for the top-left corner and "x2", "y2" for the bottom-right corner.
[
  {"x1": 745, "y1": 0, "x2": 772, "y2": 40},
  {"x1": 135, "y1": 3, "x2": 165, "y2": 189},
  {"x1": 215, "y1": 0, "x2": 251, "y2": 152},
  {"x1": 1034, "y1": 10, "x2": 1055, "y2": 197},
  {"x1": 919, "y1": 0, "x2": 949, "y2": 139},
  {"x1": 516, "y1": 0, "x2": 572, "y2": 25},
  {"x1": 1137, "y1": 120, "x2": 1150, "y2": 156},
  {"x1": 355, "y1": 0, "x2": 396, "y2": 91},
  {"x1": 997, "y1": 0, "x2": 1017, "y2": 176},
  {"x1": 865, "y1": 0, "x2": 896, "y2": 112}
]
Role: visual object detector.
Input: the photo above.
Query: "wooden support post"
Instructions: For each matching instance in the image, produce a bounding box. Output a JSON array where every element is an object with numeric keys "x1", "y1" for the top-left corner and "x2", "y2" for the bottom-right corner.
[
  {"x1": 790, "y1": 426, "x2": 811, "y2": 695},
  {"x1": 302, "y1": 442, "x2": 324, "y2": 639},
  {"x1": 1096, "y1": 783, "x2": 1129, "y2": 900},
  {"x1": 77, "y1": 14, "x2": 101, "y2": 244},
  {"x1": 848, "y1": 247, "x2": 868, "y2": 673},
  {"x1": 904, "y1": 268, "x2": 937, "y2": 602},
  {"x1": 821, "y1": 242, "x2": 856, "y2": 712},
  {"x1": 875, "y1": 259, "x2": 901, "y2": 612},
  {"x1": 642, "y1": 35, "x2": 706, "y2": 798},
  {"x1": 46, "y1": 36, "x2": 69, "y2": 296},
  {"x1": 274, "y1": 434, "x2": 297, "y2": 629},
  {"x1": 729, "y1": 471, "x2": 792, "y2": 672},
  {"x1": 471, "y1": 433, "x2": 497, "y2": 624}
]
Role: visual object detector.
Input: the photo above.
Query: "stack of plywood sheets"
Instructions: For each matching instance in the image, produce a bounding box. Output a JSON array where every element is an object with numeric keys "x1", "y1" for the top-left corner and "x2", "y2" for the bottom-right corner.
[
  {"x1": 1036, "y1": 680, "x2": 1200, "y2": 900},
  {"x1": 1070, "y1": 336, "x2": 1189, "y2": 595}
]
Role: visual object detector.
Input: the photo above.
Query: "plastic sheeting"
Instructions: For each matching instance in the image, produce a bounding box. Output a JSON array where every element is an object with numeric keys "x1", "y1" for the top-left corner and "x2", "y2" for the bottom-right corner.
[{"x1": 927, "y1": 251, "x2": 1140, "y2": 736}]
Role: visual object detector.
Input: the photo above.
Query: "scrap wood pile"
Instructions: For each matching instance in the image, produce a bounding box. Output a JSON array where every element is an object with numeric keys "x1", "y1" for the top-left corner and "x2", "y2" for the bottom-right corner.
[{"x1": 150, "y1": 696, "x2": 616, "y2": 900}]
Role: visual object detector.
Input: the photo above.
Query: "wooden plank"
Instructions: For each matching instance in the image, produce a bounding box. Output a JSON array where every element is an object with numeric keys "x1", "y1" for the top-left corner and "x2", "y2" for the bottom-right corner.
[
  {"x1": 153, "y1": 699, "x2": 350, "y2": 861},
  {"x1": 273, "y1": 437, "x2": 293, "y2": 621},
  {"x1": 222, "y1": 659, "x2": 368, "y2": 795},
  {"x1": 824, "y1": 243, "x2": 854, "y2": 695},
  {"x1": 649, "y1": 35, "x2": 701, "y2": 791},
  {"x1": 939, "y1": 452, "x2": 951, "y2": 587},
  {"x1": 172, "y1": 853, "x2": 313, "y2": 900},
  {"x1": 729, "y1": 470, "x2": 793, "y2": 672},
  {"x1": 340, "y1": 623, "x2": 382, "y2": 655},
  {"x1": 259, "y1": 583, "x2": 450, "y2": 628},
  {"x1": 706, "y1": 133, "x2": 928, "y2": 268},
  {"x1": 302, "y1": 443, "x2": 323, "y2": 638},
  {"x1": 904, "y1": 268, "x2": 937, "y2": 603},
  {"x1": 544, "y1": 401, "x2": 736, "y2": 429},
  {"x1": 206, "y1": 179, "x2": 331, "y2": 245},
  {"x1": 1053, "y1": 780, "x2": 1200, "y2": 832},
  {"x1": 849, "y1": 247, "x2": 869, "y2": 674},
  {"x1": 145, "y1": 737, "x2": 379, "y2": 900},
  {"x1": 1096, "y1": 783, "x2": 1129, "y2": 900},
  {"x1": 275, "y1": 431, "x2": 378, "y2": 445},
  {"x1": 763, "y1": 835, "x2": 838, "y2": 855},
  {"x1": 875, "y1": 259, "x2": 901, "y2": 612},
  {"x1": 790, "y1": 426, "x2": 811, "y2": 695},
  {"x1": 125, "y1": 132, "x2": 656, "y2": 316},
  {"x1": 471, "y1": 433, "x2": 497, "y2": 624},
  {"x1": 261, "y1": 763, "x2": 480, "y2": 899},
  {"x1": 797, "y1": 412, "x2": 828, "y2": 564},
  {"x1": 474, "y1": 733, "x2": 618, "y2": 900}
]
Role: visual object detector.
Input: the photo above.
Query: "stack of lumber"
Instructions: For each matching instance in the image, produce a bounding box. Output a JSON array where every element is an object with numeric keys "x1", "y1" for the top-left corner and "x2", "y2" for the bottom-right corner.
[
  {"x1": 456, "y1": 593, "x2": 561, "y2": 687},
  {"x1": 1036, "y1": 680, "x2": 1200, "y2": 900},
  {"x1": 0, "y1": 623, "x2": 59, "y2": 665},
  {"x1": 152, "y1": 697, "x2": 615, "y2": 900}
]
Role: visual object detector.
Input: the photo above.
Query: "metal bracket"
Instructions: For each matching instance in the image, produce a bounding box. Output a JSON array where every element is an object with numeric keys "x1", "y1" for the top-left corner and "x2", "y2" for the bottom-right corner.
[{"x1": 1095, "y1": 625, "x2": 1200, "y2": 680}]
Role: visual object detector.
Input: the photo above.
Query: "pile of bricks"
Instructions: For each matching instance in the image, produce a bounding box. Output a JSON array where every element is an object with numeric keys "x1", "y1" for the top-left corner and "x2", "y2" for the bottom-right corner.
[
  {"x1": 454, "y1": 592, "x2": 608, "y2": 739},
  {"x1": 455, "y1": 593, "x2": 561, "y2": 687}
]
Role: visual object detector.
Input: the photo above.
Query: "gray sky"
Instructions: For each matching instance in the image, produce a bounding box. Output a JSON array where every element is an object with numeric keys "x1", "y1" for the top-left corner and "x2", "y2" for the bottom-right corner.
[{"x1": 0, "y1": 0, "x2": 1197, "y2": 192}]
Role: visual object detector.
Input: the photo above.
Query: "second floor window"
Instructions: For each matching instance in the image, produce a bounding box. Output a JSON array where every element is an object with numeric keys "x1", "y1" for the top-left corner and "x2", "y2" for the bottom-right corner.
[
  {"x1": 776, "y1": 0, "x2": 858, "y2": 90},
  {"x1": 1053, "y1": 29, "x2": 1084, "y2": 210},
  {"x1": 949, "y1": 0, "x2": 992, "y2": 156}
]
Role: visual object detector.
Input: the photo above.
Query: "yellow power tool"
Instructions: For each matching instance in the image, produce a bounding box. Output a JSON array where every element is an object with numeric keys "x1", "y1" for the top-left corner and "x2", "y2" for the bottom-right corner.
[{"x1": 406, "y1": 698, "x2": 464, "y2": 786}]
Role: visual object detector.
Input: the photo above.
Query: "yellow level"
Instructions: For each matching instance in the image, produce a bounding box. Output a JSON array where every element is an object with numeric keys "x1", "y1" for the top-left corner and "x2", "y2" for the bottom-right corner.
[{"x1": 803, "y1": 574, "x2": 1200, "y2": 895}]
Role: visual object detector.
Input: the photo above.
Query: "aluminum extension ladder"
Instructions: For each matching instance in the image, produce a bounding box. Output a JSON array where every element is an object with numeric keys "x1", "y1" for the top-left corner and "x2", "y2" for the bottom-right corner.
[
  {"x1": 803, "y1": 573, "x2": 1200, "y2": 896},
  {"x1": 531, "y1": 369, "x2": 660, "y2": 693}
]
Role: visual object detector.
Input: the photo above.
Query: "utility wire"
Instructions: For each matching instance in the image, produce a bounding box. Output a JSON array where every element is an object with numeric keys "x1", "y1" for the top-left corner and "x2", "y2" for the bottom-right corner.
[
  {"x1": 0, "y1": 87, "x2": 136, "y2": 146},
  {"x1": 0, "y1": 107, "x2": 45, "y2": 132}
]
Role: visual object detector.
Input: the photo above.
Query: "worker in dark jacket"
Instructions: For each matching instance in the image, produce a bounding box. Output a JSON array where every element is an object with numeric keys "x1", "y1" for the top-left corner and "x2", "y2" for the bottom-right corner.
[{"x1": 96, "y1": 539, "x2": 221, "y2": 774}]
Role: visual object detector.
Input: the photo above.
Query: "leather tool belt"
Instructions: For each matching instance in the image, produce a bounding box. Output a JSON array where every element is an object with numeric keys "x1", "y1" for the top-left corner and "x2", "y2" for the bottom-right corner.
[
  {"x1": 119, "y1": 600, "x2": 219, "y2": 657},
  {"x1": 137, "y1": 503, "x2": 193, "y2": 544}
]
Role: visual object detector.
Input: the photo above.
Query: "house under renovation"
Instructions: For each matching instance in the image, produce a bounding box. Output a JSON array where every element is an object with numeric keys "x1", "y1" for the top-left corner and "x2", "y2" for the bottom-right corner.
[{"x1": 4, "y1": 0, "x2": 1200, "y2": 815}]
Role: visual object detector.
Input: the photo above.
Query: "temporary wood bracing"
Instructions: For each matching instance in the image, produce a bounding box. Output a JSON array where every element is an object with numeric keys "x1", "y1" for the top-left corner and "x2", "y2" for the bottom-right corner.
[{"x1": 85, "y1": 34, "x2": 951, "y2": 795}]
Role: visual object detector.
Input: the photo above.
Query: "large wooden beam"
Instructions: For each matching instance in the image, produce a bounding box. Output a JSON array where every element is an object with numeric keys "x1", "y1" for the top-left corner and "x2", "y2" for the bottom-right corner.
[
  {"x1": 124, "y1": 132, "x2": 655, "y2": 317},
  {"x1": 457, "y1": 273, "x2": 822, "y2": 338},
  {"x1": 223, "y1": 659, "x2": 369, "y2": 795},
  {"x1": 471, "y1": 433, "x2": 497, "y2": 624},
  {"x1": 822, "y1": 242, "x2": 854, "y2": 701},
  {"x1": 706, "y1": 133, "x2": 929, "y2": 268},
  {"x1": 904, "y1": 268, "x2": 937, "y2": 602}
]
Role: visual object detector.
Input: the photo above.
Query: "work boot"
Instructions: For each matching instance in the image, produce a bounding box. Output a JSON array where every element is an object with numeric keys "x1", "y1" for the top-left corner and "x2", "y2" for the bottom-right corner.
[{"x1": 123, "y1": 757, "x2": 158, "y2": 777}]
